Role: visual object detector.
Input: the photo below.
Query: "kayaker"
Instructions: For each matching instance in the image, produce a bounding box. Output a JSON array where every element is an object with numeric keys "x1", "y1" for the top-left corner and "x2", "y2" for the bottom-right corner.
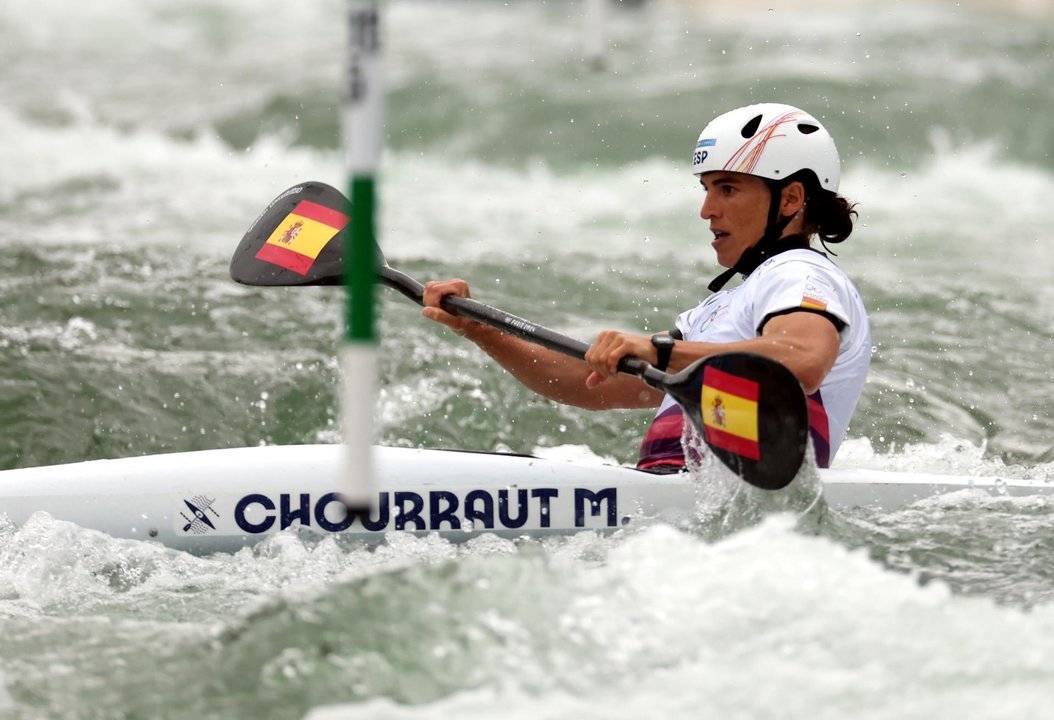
[{"x1": 422, "y1": 103, "x2": 871, "y2": 472}]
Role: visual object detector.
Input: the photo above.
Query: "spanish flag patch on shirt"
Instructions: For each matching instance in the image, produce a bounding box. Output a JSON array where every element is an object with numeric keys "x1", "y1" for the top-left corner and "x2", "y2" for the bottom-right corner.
[
  {"x1": 800, "y1": 294, "x2": 828, "y2": 311},
  {"x1": 800, "y1": 275, "x2": 832, "y2": 312}
]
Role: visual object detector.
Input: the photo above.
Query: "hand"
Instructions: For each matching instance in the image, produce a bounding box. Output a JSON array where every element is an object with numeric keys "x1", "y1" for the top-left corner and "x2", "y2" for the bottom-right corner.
[
  {"x1": 421, "y1": 279, "x2": 481, "y2": 337},
  {"x1": 583, "y1": 330, "x2": 653, "y2": 387}
]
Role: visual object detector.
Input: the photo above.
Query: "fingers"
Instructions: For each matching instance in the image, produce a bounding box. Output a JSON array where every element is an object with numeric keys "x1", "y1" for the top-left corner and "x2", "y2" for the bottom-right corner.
[
  {"x1": 422, "y1": 279, "x2": 470, "y2": 307},
  {"x1": 584, "y1": 330, "x2": 622, "y2": 378},
  {"x1": 584, "y1": 331, "x2": 650, "y2": 385},
  {"x1": 421, "y1": 279, "x2": 476, "y2": 335}
]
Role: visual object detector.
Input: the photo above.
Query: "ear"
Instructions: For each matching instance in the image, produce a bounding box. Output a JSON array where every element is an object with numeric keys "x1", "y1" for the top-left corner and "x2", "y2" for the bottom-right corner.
[{"x1": 780, "y1": 181, "x2": 806, "y2": 218}]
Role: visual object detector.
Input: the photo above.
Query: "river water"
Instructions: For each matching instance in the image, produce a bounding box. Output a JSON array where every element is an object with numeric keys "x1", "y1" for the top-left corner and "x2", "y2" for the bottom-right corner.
[{"x1": 2, "y1": 0, "x2": 1054, "y2": 717}]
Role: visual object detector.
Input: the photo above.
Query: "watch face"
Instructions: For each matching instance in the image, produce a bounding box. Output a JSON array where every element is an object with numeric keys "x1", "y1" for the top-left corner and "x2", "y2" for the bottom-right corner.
[{"x1": 652, "y1": 335, "x2": 675, "y2": 348}]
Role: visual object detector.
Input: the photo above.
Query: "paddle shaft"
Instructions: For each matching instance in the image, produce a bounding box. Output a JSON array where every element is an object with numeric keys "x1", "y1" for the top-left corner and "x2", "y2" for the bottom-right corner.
[{"x1": 380, "y1": 265, "x2": 669, "y2": 389}]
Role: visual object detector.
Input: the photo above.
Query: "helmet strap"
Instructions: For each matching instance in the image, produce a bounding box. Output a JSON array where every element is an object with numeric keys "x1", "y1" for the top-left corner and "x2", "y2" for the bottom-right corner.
[{"x1": 707, "y1": 181, "x2": 806, "y2": 292}]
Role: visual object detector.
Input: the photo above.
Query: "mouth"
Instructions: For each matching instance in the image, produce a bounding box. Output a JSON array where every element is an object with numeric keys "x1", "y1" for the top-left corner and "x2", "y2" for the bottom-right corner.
[{"x1": 711, "y1": 229, "x2": 730, "y2": 244}]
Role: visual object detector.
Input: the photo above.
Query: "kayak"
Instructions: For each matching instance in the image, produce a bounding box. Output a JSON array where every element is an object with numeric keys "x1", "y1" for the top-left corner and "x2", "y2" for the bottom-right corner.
[{"x1": 0, "y1": 445, "x2": 1050, "y2": 555}]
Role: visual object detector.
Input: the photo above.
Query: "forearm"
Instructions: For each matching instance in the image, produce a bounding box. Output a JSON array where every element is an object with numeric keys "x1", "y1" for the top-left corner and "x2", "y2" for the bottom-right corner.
[
  {"x1": 465, "y1": 324, "x2": 661, "y2": 410},
  {"x1": 419, "y1": 279, "x2": 662, "y2": 410}
]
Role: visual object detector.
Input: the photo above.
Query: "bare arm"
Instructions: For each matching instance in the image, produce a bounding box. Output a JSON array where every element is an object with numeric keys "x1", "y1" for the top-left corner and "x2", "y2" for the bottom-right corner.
[
  {"x1": 585, "y1": 311, "x2": 840, "y2": 395},
  {"x1": 421, "y1": 280, "x2": 663, "y2": 410}
]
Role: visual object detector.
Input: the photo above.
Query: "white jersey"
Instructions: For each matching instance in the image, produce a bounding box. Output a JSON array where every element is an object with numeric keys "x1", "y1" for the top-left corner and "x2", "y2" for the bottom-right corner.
[{"x1": 640, "y1": 249, "x2": 870, "y2": 469}]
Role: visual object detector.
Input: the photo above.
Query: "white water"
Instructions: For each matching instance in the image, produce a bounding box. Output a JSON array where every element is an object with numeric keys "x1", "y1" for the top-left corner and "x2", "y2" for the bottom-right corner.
[{"x1": 2, "y1": 0, "x2": 1054, "y2": 717}]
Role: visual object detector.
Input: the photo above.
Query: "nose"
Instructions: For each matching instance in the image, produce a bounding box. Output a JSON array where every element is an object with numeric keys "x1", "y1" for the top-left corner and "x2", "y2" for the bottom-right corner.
[{"x1": 700, "y1": 192, "x2": 716, "y2": 221}]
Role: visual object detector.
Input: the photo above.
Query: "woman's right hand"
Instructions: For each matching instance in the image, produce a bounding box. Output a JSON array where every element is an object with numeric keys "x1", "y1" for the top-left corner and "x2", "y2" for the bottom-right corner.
[{"x1": 421, "y1": 279, "x2": 482, "y2": 337}]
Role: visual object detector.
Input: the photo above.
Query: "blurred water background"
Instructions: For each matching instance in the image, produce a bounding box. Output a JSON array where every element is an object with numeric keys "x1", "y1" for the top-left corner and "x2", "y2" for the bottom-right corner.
[{"x1": 1, "y1": 1, "x2": 1054, "y2": 718}]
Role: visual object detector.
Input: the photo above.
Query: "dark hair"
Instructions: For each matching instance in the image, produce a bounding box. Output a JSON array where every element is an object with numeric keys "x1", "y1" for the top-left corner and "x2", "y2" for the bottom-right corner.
[{"x1": 787, "y1": 171, "x2": 858, "y2": 246}]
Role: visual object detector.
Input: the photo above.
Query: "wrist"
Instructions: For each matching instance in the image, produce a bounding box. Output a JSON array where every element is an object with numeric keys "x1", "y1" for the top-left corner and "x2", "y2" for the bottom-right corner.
[
  {"x1": 650, "y1": 333, "x2": 676, "y2": 371},
  {"x1": 461, "y1": 321, "x2": 498, "y2": 343}
]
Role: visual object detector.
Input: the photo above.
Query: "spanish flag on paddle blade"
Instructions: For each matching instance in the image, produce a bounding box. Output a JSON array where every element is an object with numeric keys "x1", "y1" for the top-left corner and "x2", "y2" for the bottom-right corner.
[
  {"x1": 255, "y1": 200, "x2": 349, "y2": 276},
  {"x1": 701, "y1": 366, "x2": 760, "y2": 461}
]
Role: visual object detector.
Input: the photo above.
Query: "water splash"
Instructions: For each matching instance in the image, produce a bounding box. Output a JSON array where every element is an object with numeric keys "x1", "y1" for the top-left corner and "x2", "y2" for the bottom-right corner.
[{"x1": 682, "y1": 423, "x2": 828, "y2": 540}]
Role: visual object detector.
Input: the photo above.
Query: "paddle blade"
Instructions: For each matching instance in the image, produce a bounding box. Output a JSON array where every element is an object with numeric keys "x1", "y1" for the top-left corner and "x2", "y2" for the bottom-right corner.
[
  {"x1": 230, "y1": 182, "x2": 348, "y2": 286},
  {"x1": 663, "y1": 352, "x2": 808, "y2": 490}
]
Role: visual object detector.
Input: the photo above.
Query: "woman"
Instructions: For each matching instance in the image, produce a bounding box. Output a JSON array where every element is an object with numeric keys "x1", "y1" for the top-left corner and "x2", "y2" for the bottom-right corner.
[{"x1": 422, "y1": 103, "x2": 870, "y2": 471}]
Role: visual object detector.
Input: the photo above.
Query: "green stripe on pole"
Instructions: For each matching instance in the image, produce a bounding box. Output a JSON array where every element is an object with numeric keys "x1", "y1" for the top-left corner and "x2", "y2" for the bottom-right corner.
[{"x1": 346, "y1": 175, "x2": 376, "y2": 342}]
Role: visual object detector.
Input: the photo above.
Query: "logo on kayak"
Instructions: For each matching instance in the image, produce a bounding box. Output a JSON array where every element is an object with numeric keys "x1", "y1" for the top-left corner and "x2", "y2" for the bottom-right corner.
[
  {"x1": 174, "y1": 487, "x2": 624, "y2": 536},
  {"x1": 180, "y1": 495, "x2": 220, "y2": 535}
]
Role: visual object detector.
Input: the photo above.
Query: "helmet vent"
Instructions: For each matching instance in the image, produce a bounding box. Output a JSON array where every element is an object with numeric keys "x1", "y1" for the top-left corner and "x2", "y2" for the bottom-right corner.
[
  {"x1": 740, "y1": 114, "x2": 763, "y2": 138},
  {"x1": 797, "y1": 123, "x2": 820, "y2": 135}
]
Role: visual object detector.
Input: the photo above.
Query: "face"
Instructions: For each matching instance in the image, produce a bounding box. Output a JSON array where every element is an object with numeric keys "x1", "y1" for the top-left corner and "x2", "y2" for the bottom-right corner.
[{"x1": 698, "y1": 171, "x2": 772, "y2": 268}]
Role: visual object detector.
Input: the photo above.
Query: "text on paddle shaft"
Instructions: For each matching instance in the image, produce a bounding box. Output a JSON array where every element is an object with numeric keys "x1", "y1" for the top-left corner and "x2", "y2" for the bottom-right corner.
[
  {"x1": 503, "y1": 316, "x2": 537, "y2": 335},
  {"x1": 231, "y1": 487, "x2": 619, "y2": 534}
]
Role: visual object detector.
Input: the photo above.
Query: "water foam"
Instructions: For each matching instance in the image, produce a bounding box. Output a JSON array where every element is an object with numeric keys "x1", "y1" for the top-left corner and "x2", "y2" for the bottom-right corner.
[{"x1": 302, "y1": 519, "x2": 1054, "y2": 719}]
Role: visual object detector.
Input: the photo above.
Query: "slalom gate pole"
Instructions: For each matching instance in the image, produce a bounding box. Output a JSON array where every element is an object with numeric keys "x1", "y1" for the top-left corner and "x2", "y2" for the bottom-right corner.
[{"x1": 341, "y1": 0, "x2": 383, "y2": 510}]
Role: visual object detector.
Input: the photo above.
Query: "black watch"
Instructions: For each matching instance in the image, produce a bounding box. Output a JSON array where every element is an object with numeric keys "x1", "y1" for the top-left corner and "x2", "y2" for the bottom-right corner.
[{"x1": 650, "y1": 334, "x2": 676, "y2": 372}]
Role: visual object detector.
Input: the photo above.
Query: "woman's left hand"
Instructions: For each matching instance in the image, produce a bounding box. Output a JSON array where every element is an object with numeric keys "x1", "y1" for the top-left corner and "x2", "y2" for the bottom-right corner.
[{"x1": 583, "y1": 331, "x2": 653, "y2": 387}]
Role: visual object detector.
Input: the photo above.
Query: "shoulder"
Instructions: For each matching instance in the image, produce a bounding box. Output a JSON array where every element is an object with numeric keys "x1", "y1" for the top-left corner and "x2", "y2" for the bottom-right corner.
[
  {"x1": 749, "y1": 249, "x2": 859, "y2": 297},
  {"x1": 744, "y1": 249, "x2": 866, "y2": 327},
  {"x1": 755, "y1": 249, "x2": 844, "y2": 278}
]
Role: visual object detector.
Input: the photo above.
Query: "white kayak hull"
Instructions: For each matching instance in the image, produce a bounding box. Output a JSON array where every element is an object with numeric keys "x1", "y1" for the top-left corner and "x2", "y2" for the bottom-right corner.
[{"x1": 0, "y1": 445, "x2": 1049, "y2": 554}]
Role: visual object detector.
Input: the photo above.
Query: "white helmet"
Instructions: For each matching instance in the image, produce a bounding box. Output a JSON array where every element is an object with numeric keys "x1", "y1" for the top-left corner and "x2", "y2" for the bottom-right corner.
[{"x1": 691, "y1": 103, "x2": 841, "y2": 193}]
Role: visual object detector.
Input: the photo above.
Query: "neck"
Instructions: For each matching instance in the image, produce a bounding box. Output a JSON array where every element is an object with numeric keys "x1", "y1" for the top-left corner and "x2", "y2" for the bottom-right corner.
[{"x1": 707, "y1": 233, "x2": 811, "y2": 293}]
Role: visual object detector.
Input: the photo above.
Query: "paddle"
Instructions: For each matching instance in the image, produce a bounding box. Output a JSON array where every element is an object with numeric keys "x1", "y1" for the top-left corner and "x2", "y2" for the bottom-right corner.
[{"x1": 230, "y1": 181, "x2": 809, "y2": 490}]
